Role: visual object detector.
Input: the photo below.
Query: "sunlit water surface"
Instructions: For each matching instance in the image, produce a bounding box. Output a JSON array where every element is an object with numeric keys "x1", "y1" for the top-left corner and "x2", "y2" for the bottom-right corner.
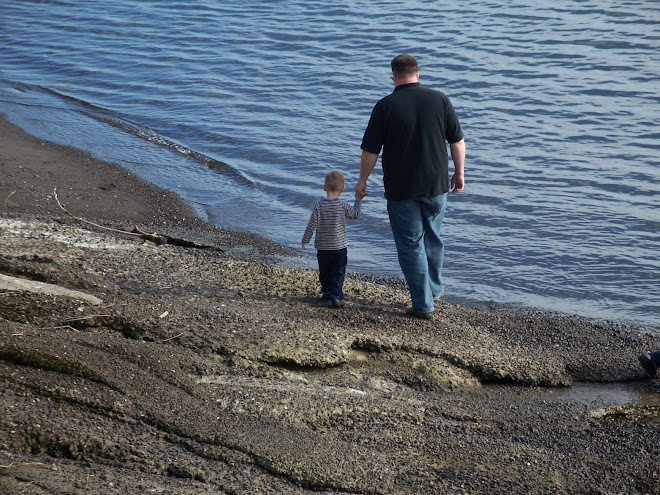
[{"x1": 0, "y1": 0, "x2": 658, "y2": 328}]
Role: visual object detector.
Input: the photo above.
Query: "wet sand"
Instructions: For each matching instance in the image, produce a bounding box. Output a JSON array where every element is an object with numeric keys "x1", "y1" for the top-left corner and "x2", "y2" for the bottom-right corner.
[{"x1": 1, "y1": 114, "x2": 659, "y2": 494}]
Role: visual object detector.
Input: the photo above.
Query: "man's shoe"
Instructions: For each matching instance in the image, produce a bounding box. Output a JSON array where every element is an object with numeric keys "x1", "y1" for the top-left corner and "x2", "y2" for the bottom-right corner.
[
  {"x1": 405, "y1": 307, "x2": 433, "y2": 320},
  {"x1": 321, "y1": 292, "x2": 330, "y2": 300},
  {"x1": 331, "y1": 299, "x2": 345, "y2": 308},
  {"x1": 638, "y1": 352, "x2": 658, "y2": 378}
]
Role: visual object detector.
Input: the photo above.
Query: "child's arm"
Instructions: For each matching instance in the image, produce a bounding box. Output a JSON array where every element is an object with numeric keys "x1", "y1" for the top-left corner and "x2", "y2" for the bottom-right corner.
[
  {"x1": 301, "y1": 203, "x2": 319, "y2": 249},
  {"x1": 344, "y1": 199, "x2": 361, "y2": 219}
]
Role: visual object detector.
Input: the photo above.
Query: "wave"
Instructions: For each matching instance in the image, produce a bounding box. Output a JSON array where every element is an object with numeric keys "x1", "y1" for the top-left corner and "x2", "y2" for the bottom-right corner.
[{"x1": 4, "y1": 81, "x2": 256, "y2": 188}]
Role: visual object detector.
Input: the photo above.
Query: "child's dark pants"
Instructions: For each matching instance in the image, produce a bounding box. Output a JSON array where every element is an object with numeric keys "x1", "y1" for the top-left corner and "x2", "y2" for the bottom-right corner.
[{"x1": 317, "y1": 248, "x2": 347, "y2": 300}]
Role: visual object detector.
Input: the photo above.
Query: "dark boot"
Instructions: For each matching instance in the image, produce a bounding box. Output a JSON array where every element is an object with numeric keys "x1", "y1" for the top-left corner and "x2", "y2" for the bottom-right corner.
[{"x1": 638, "y1": 351, "x2": 660, "y2": 378}]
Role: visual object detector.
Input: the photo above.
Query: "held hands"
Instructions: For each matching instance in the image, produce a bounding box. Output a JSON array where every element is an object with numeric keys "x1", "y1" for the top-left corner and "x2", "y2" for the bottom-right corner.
[
  {"x1": 354, "y1": 181, "x2": 368, "y2": 201},
  {"x1": 450, "y1": 173, "x2": 464, "y2": 192}
]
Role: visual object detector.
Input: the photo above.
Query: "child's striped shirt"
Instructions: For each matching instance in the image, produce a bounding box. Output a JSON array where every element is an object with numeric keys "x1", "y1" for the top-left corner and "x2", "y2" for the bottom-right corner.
[{"x1": 302, "y1": 198, "x2": 361, "y2": 250}]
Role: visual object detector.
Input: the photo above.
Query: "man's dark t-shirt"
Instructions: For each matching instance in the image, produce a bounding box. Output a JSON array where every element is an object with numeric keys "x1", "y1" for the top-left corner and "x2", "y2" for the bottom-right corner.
[{"x1": 360, "y1": 82, "x2": 464, "y2": 200}]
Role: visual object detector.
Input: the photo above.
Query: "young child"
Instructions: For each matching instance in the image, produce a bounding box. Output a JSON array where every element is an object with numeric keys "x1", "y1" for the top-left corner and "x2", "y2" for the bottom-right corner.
[{"x1": 302, "y1": 170, "x2": 361, "y2": 307}]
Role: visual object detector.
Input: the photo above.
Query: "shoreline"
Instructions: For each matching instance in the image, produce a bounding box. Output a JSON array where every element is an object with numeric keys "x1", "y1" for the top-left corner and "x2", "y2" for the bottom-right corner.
[
  {"x1": 2, "y1": 113, "x2": 660, "y2": 494},
  {"x1": 2, "y1": 114, "x2": 656, "y2": 332},
  {"x1": 0, "y1": 114, "x2": 299, "y2": 259}
]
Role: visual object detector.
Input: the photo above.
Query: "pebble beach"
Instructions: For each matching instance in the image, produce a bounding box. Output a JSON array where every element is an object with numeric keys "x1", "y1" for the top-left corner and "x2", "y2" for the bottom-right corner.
[{"x1": 1, "y1": 115, "x2": 659, "y2": 494}]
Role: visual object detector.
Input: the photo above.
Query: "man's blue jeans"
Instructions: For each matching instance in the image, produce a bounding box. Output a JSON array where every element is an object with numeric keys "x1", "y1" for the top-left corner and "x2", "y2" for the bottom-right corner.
[{"x1": 387, "y1": 193, "x2": 448, "y2": 313}]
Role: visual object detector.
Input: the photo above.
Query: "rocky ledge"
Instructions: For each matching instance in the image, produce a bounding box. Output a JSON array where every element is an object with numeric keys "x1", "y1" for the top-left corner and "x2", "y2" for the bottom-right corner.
[{"x1": 1, "y1": 214, "x2": 659, "y2": 495}]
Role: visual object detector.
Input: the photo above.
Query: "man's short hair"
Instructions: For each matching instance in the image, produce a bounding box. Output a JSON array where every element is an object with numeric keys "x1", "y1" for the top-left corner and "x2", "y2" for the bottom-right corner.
[
  {"x1": 325, "y1": 170, "x2": 345, "y2": 192},
  {"x1": 391, "y1": 54, "x2": 419, "y2": 77}
]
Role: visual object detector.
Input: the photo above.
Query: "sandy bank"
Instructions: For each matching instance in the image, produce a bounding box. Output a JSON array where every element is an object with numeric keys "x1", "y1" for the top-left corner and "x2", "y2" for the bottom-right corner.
[{"x1": 1, "y1": 114, "x2": 659, "y2": 494}]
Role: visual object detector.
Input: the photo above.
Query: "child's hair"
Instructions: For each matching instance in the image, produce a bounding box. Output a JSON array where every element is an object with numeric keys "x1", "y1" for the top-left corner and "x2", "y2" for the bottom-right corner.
[{"x1": 325, "y1": 170, "x2": 345, "y2": 193}]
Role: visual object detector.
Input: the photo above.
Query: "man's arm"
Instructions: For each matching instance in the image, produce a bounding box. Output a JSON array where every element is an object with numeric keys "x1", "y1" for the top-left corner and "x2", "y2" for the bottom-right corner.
[
  {"x1": 449, "y1": 139, "x2": 466, "y2": 192},
  {"x1": 354, "y1": 150, "x2": 379, "y2": 199}
]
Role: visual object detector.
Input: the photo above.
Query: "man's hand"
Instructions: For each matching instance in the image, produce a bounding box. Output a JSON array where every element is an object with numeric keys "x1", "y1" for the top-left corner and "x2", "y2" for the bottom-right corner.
[
  {"x1": 355, "y1": 150, "x2": 378, "y2": 200},
  {"x1": 354, "y1": 181, "x2": 368, "y2": 201},
  {"x1": 450, "y1": 173, "x2": 464, "y2": 192},
  {"x1": 449, "y1": 139, "x2": 465, "y2": 192},
  {"x1": 354, "y1": 179, "x2": 368, "y2": 200}
]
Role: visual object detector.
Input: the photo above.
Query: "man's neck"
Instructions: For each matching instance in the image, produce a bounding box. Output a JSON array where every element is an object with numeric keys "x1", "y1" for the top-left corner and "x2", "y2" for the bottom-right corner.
[{"x1": 393, "y1": 73, "x2": 419, "y2": 87}]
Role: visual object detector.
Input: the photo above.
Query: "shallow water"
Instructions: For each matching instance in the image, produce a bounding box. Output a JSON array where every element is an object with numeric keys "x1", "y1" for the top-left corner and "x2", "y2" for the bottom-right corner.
[
  {"x1": 553, "y1": 381, "x2": 660, "y2": 409},
  {"x1": 0, "y1": 0, "x2": 658, "y2": 328}
]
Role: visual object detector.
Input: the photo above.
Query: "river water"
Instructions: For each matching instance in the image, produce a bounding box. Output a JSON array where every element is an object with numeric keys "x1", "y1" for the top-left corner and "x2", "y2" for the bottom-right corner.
[{"x1": 0, "y1": 0, "x2": 658, "y2": 328}]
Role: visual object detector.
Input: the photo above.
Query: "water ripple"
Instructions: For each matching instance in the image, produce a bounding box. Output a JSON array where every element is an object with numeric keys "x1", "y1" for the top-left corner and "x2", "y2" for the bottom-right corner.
[{"x1": 0, "y1": 0, "x2": 658, "y2": 327}]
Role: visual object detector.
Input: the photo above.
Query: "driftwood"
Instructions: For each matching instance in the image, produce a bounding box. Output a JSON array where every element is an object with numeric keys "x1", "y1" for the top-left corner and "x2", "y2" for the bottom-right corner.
[
  {"x1": 131, "y1": 226, "x2": 168, "y2": 245},
  {"x1": 4, "y1": 190, "x2": 16, "y2": 207},
  {"x1": 158, "y1": 234, "x2": 222, "y2": 250},
  {"x1": 54, "y1": 187, "x2": 168, "y2": 245},
  {"x1": 53, "y1": 188, "x2": 222, "y2": 251}
]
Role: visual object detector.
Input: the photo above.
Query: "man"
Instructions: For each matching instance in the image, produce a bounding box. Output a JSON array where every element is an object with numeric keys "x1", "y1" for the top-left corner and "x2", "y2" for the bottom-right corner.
[{"x1": 355, "y1": 54, "x2": 466, "y2": 319}]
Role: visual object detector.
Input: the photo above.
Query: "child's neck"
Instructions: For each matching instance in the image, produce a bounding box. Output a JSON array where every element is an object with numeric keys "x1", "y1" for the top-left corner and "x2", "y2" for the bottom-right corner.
[{"x1": 326, "y1": 192, "x2": 341, "y2": 200}]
